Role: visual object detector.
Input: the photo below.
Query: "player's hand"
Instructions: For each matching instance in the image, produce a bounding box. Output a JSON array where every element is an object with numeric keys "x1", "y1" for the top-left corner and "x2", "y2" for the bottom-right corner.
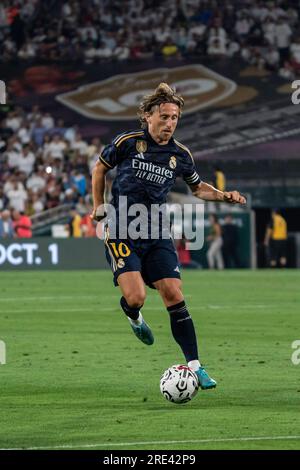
[
  {"x1": 223, "y1": 191, "x2": 246, "y2": 205},
  {"x1": 90, "y1": 208, "x2": 107, "y2": 222}
]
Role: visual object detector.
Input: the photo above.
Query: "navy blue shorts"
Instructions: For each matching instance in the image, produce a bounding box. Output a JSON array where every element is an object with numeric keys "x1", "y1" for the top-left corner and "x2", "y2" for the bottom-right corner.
[{"x1": 104, "y1": 235, "x2": 181, "y2": 289}]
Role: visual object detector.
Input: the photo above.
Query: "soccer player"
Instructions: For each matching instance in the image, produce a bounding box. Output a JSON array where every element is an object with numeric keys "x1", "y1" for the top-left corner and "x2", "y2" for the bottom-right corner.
[{"x1": 91, "y1": 83, "x2": 246, "y2": 390}]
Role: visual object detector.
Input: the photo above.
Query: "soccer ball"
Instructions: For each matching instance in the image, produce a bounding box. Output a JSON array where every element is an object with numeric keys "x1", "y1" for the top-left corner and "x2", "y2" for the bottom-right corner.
[{"x1": 160, "y1": 364, "x2": 199, "y2": 404}]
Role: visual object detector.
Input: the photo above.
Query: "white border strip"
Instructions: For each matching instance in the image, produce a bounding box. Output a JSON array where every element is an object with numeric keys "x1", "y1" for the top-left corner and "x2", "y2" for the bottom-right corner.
[{"x1": 0, "y1": 80, "x2": 6, "y2": 104}]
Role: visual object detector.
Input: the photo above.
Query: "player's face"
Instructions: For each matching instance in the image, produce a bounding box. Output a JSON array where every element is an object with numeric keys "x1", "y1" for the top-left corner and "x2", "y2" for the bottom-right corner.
[{"x1": 146, "y1": 103, "x2": 179, "y2": 144}]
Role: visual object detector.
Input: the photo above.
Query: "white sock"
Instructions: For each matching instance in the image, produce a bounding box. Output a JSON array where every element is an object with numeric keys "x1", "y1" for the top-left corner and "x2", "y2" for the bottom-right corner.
[
  {"x1": 188, "y1": 360, "x2": 201, "y2": 371},
  {"x1": 128, "y1": 312, "x2": 143, "y2": 326}
]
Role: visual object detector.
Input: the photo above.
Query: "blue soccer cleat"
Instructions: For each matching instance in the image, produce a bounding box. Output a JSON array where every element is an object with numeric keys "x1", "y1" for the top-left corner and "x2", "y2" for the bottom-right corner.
[
  {"x1": 130, "y1": 318, "x2": 154, "y2": 345},
  {"x1": 195, "y1": 367, "x2": 217, "y2": 390}
]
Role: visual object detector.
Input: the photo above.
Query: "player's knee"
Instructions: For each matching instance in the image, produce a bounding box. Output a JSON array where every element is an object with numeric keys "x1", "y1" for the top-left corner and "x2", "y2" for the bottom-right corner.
[
  {"x1": 161, "y1": 287, "x2": 183, "y2": 305},
  {"x1": 126, "y1": 291, "x2": 146, "y2": 308}
]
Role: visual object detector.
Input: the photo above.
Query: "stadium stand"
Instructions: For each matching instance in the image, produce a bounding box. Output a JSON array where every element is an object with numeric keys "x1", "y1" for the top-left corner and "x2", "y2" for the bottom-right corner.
[
  {"x1": 0, "y1": 0, "x2": 300, "y2": 78},
  {"x1": 1, "y1": 0, "x2": 300, "y2": 255}
]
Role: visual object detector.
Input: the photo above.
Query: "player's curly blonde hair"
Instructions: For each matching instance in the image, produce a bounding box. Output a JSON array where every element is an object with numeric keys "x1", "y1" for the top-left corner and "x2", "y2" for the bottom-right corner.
[{"x1": 138, "y1": 83, "x2": 184, "y2": 128}]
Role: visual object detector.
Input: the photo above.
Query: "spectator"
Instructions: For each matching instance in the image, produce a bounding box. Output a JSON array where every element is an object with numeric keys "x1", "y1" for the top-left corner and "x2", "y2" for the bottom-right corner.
[
  {"x1": 71, "y1": 170, "x2": 86, "y2": 197},
  {"x1": 275, "y1": 16, "x2": 292, "y2": 66},
  {"x1": 5, "y1": 111, "x2": 22, "y2": 132},
  {"x1": 27, "y1": 105, "x2": 42, "y2": 123},
  {"x1": 12, "y1": 210, "x2": 32, "y2": 238},
  {"x1": 222, "y1": 215, "x2": 241, "y2": 268},
  {"x1": 207, "y1": 37, "x2": 227, "y2": 57},
  {"x1": 0, "y1": 0, "x2": 299, "y2": 71},
  {"x1": 176, "y1": 236, "x2": 201, "y2": 269},
  {"x1": 70, "y1": 132, "x2": 88, "y2": 156},
  {"x1": 161, "y1": 39, "x2": 179, "y2": 59},
  {"x1": 26, "y1": 167, "x2": 47, "y2": 193},
  {"x1": 17, "y1": 121, "x2": 32, "y2": 144},
  {"x1": 264, "y1": 209, "x2": 288, "y2": 268},
  {"x1": 31, "y1": 118, "x2": 47, "y2": 147},
  {"x1": 16, "y1": 144, "x2": 35, "y2": 175},
  {"x1": 0, "y1": 210, "x2": 14, "y2": 238},
  {"x1": 0, "y1": 186, "x2": 7, "y2": 210},
  {"x1": 235, "y1": 13, "x2": 252, "y2": 40},
  {"x1": 27, "y1": 193, "x2": 44, "y2": 215},
  {"x1": 208, "y1": 18, "x2": 227, "y2": 55},
  {"x1": 4, "y1": 175, "x2": 23, "y2": 196},
  {"x1": 41, "y1": 112, "x2": 54, "y2": 130},
  {"x1": 80, "y1": 211, "x2": 96, "y2": 237},
  {"x1": 213, "y1": 166, "x2": 226, "y2": 192},
  {"x1": 6, "y1": 180, "x2": 27, "y2": 212},
  {"x1": 262, "y1": 16, "x2": 276, "y2": 45},
  {"x1": 263, "y1": 45, "x2": 280, "y2": 71},
  {"x1": 114, "y1": 42, "x2": 130, "y2": 60},
  {"x1": 206, "y1": 214, "x2": 224, "y2": 270},
  {"x1": 45, "y1": 134, "x2": 67, "y2": 161},
  {"x1": 290, "y1": 37, "x2": 300, "y2": 73},
  {"x1": 18, "y1": 41, "x2": 36, "y2": 60},
  {"x1": 5, "y1": 140, "x2": 21, "y2": 169},
  {"x1": 87, "y1": 137, "x2": 104, "y2": 174},
  {"x1": 67, "y1": 209, "x2": 82, "y2": 237}
]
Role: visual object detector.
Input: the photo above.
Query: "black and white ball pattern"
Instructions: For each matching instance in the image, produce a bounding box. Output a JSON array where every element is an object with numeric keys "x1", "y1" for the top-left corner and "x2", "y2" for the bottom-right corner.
[{"x1": 160, "y1": 365, "x2": 199, "y2": 404}]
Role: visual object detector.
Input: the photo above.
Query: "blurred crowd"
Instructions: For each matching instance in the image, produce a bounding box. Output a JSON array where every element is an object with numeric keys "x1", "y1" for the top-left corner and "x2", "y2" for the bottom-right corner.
[
  {"x1": 0, "y1": 0, "x2": 300, "y2": 76},
  {"x1": 0, "y1": 104, "x2": 104, "y2": 237}
]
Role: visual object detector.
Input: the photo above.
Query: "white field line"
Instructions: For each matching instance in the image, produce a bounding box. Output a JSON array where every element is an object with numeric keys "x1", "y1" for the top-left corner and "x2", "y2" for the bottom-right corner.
[
  {"x1": 2, "y1": 308, "x2": 96, "y2": 314},
  {"x1": 0, "y1": 296, "x2": 117, "y2": 302},
  {"x1": 0, "y1": 295, "x2": 193, "y2": 303},
  {"x1": 1, "y1": 305, "x2": 276, "y2": 314},
  {"x1": 1, "y1": 435, "x2": 300, "y2": 450},
  {"x1": 0, "y1": 295, "x2": 272, "y2": 310}
]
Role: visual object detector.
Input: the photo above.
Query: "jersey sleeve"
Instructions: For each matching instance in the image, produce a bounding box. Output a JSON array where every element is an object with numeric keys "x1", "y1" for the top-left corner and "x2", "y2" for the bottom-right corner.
[
  {"x1": 181, "y1": 151, "x2": 201, "y2": 186},
  {"x1": 98, "y1": 143, "x2": 120, "y2": 169}
]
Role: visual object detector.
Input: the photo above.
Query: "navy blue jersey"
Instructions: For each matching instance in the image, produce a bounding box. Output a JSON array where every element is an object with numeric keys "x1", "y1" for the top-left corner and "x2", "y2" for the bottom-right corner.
[{"x1": 99, "y1": 128, "x2": 201, "y2": 238}]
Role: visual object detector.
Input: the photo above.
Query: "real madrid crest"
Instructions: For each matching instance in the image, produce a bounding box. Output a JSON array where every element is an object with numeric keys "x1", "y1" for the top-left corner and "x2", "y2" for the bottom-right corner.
[
  {"x1": 136, "y1": 140, "x2": 147, "y2": 153},
  {"x1": 169, "y1": 156, "x2": 177, "y2": 169},
  {"x1": 117, "y1": 258, "x2": 125, "y2": 269}
]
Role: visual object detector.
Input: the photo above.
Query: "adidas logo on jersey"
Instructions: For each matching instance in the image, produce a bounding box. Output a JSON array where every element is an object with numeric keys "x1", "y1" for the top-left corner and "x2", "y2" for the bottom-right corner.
[
  {"x1": 134, "y1": 153, "x2": 145, "y2": 159},
  {"x1": 174, "y1": 266, "x2": 180, "y2": 273}
]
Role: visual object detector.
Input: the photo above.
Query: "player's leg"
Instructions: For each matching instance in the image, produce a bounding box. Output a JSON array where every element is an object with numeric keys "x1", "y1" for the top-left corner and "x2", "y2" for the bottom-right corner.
[
  {"x1": 118, "y1": 271, "x2": 154, "y2": 346},
  {"x1": 118, "y1": 271, "x2": 146, "y2": 310},
  {"x1": 143, "y1": 240, "x2": 216, "y2": 389},
  {"x1": 104, "y1": 237, "x2": 154, "y2": 345},
  {"x1": 153, "y1": 277, "x2": 216, "y2": 390}
]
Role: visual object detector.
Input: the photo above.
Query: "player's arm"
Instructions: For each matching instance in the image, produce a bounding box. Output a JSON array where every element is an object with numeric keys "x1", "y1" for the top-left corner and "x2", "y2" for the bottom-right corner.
[
  {"x1": 91, "y1": 141, "x2": 119, "y2": 221},
  {"x1": 190, "y1": 181, "x2": 246, "y2": 204},
  {"x1": 181, "y1": 147, "x2": 246, "y2": 204},
  {"x1": 91, "y1": 160, "x2": 109, "y2": 221}
]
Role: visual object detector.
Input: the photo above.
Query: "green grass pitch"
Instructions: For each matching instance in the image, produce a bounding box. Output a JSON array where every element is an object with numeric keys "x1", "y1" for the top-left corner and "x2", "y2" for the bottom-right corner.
[{"x1": 0, "y1": 270, "x2": 299, "y2": 450}]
